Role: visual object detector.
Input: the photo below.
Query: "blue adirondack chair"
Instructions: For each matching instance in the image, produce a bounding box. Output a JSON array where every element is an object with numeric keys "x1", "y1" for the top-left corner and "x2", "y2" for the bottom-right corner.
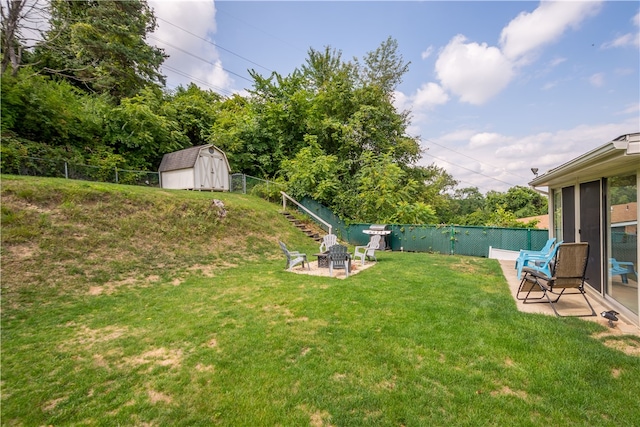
[
  {"x1": 609, "y1": 258, "x2": 637, "y2": 284},
  {"x1": 516, "y1": 242, "x2": 563, "y2": 300},
  {"x1": 515, "y1": 238, "x2": 558, "y2": 279}
]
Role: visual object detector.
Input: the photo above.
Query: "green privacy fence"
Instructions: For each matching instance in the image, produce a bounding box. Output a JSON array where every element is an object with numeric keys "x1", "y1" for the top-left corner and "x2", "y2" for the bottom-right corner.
[{"x1": 300, "y1": 197, "x2": 550, "y2": 257}]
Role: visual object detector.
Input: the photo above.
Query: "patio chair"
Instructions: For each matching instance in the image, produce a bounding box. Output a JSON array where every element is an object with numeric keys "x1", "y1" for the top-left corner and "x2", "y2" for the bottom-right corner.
[
  {"x1": 515, "y1": 238, "x2": 558, "y2": 279},
  {"x1": 279, "y1": 241, "x2": 310, "y2": 271},
  {"x1": 328, "y1": 244, "x2": 351, "y2": 278},
  {"x1": 353, "y1": 235, "x2": 381, "y2": 266},
  {"x1": 519, "y1": 242, "x2": 596, "y2": 317},
  {"x1": 319, "y1": 233, "x2": 338, "y2": 253},
  {"x1": 609, "y1": 258, "x2": 637, "y2": 284}
]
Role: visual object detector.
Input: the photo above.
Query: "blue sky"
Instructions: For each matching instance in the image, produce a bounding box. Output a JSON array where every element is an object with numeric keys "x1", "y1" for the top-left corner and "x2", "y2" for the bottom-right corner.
[{"x1": 149, "y1": 1, "x2": 640, "y2": 193}]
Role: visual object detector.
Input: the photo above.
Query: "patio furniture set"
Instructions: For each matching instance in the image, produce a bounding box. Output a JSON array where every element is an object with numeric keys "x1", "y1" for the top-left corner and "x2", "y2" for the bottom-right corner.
[{"x1": 279, "y1": 234, "x2": 381, "y2": 278}]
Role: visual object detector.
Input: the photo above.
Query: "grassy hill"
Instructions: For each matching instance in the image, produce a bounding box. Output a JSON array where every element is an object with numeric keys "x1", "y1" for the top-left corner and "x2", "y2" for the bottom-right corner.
[
  {"x1": 1, "y1": 176, "x2": 317, "y2": 303},
  {"x1": 2, "y1": 176, "x2": 639, "y2": 426}
]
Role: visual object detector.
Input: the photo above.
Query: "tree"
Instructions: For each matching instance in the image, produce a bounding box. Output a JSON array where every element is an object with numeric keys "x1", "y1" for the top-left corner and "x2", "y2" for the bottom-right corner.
[
  {"x1": 1, "y1": 0, "x2": 49, "y2": 75},
  {"x1": 103, "y1": 87, "x2": 188, "y2": 168},
  {"x1": 280, "y1": 137, "x2": 341, "y2": 203},
  {"x1": 166, "y1": 83, "x2": 222, "y2": 146},
  {"x1": 356, "y1": 36, "x2": 410, "y2": 94},
  {"x1": 486, "y1": 186, "x2": 547, "y2": 218},
  {"x1": 35, "y1": 0, "x2": 166, "y2": 100},
  {"x1": 344, "y1": 152, "x2": 435, "y2": 224}
]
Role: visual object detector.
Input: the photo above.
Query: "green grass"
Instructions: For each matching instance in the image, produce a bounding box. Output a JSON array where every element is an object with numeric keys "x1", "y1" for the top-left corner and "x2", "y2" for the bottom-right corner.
[{"x1": 2, "y1": 175, "x2": 639, "y2": 426}]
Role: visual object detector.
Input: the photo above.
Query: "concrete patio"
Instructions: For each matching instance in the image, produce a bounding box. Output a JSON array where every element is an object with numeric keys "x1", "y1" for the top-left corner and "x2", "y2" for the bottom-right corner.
[{"x1": 498, "y1": 259, "x2": 639, "y2": 337}]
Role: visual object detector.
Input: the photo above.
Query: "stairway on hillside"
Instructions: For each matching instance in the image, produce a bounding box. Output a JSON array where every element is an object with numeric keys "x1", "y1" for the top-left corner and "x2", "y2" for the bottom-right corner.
[{"x1": 281, "y1": 212, "x2": 323, "y2": 243}]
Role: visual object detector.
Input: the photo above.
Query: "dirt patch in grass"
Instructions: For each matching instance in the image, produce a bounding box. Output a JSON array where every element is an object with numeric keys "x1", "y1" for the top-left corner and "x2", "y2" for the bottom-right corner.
[
  {"x1": 148, "y1": 389, "x2": 173, "y2": 405},
  {"x1": 63, "y1": 324, "x2": 129, "y2": 348},
  {"x1": 297, "y1": 404, "x2": 334, "y2": 427},
  {"x1": 42, "y1": 396, "x2": 67, "y2": 412},
  {"x1": 490, "y1": 385, "x2": 528, "y2": 400},
  {"x1": 123, "y1": 347, "x2": 184, "y2": 371},
  {"x1": 592, "y1": 332, "x2": 640, "y2": 357}
]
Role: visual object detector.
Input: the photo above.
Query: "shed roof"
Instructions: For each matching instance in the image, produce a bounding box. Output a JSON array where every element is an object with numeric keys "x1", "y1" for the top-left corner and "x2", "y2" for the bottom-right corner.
[{"x1": 158, "y1": 144, "x2": 229, "y2": 173}]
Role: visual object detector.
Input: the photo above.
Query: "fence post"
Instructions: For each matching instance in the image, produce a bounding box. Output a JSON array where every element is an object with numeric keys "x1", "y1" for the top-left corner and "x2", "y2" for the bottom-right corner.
[
  {"x1": 243, "y1": 174, "x2": 247, "y2": 194},
  {"x1": 64, "y1": 162, "x2": 68, "y2": 179},
  {"x1": 450, "y1": 225, "x2": 455, "y2": 255},
  {"x1": 115, "y1": 167, "x2": 119, "y2": 183},
  {"x1": 527, "y1": 228, "x2": 532, "y2": 250}
]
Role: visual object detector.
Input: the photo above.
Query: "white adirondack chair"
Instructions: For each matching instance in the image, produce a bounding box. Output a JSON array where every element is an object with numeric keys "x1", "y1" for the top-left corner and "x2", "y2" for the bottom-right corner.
[
  {"x1": 319, "y1": 234, "x2": 338, "y2": 253},
  {"x1": 353, "y1": 235, "x2": 381, "y2": 266}
]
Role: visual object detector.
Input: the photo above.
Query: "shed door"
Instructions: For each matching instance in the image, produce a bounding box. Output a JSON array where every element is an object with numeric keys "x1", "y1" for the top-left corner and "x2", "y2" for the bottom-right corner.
[
  {"x1": 198, "y1": 151, "x2": 226, "y2": 190},
  {"x1": 211, "y1": 156, "x2": 226, "y2": 189},
  {"x1": 580, "y1": 180, "x2": 602, "y2": 292},
  {"x1": 198, "y1": 151, "x2": 219, "y2": 190}
]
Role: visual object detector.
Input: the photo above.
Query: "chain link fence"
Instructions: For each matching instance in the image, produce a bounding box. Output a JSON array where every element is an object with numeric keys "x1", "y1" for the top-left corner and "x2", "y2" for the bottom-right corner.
[
  {"x1": 4, "y1": 159, "x2": 550, "y2": 257},
  {"x1": 230, "y1": 173, "x2": 285, "y2": 203},
  {"x1": 1, "y1": 155, "x2": 160, "y2": 186}
]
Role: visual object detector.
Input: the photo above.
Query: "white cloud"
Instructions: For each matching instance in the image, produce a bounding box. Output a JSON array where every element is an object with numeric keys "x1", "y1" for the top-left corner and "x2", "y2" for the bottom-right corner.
[
  {"x1": 602, "y1": 11, "x2": 640, "y2": 49},
  {"x1": 549, "y1": 57, "x2": 567, "y2": 68},
  {"x1": 421, "y1": 46, "x2": 434, "y2": 60},
  {"x1": 413, "y1": 82, "x2": 449, "y2": 109},
  {"x1": 589, "y1": 72, "x2": 605, "y2": 87},
  {"x1": 435, "y1": 35, "x2": 514, "y2": 105},
  {"x1": 499, "y1": 1, "x2": 602, "y2": 63},
  {"x1": 616, "y1": 102, "x2": 640, "y2": 115},
  {"x1": 468, "y1": 132, "x2": 513, "y2": 149},
  {"x1": 429, "y1": 1, "x2": 602, "y2": 106},
  {"x1": 150, "y1": 0, "x2": 234, "y2": 93},
  {"x1": 419, "y1": 120, "x2": 637, "y2": 193},
  {"x1": 438, "y1": 129, "x2": 476, "y2": 143}
]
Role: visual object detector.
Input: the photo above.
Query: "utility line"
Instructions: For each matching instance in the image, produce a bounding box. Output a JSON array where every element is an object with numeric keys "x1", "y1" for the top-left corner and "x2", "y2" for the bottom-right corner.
[
  {"x1": 421, "y1": 137, "x2": 530, "y2": 182},
  {"x1": 422, "y1": 151, "x2": 519, "y2": 188},
  {"x1": 149, "y1": 35, "x2": 253, "y2": 83},
  {"x1": 214, "y1": 5, "x2": 306, "y2": 54},
  {"x1": 162, "y1": 64, "x2": 235, "y2": 96},
  {"x1": 155, "y1": 16, "x2": 272, "y2": 73}
]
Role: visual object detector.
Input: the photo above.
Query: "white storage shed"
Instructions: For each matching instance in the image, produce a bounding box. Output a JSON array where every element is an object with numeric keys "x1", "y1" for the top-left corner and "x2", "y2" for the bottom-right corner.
[{"x1": 158, "y1": 144, "x2": 231, "y2": 191}]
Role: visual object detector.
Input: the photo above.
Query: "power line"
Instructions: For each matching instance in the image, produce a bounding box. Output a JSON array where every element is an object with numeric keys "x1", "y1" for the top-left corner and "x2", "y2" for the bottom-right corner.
[
  {"x1": 155, "y1": 16, "x2": 273, "y2": 73},
  {"x1": 421, "y1": 137, "x2": 531, "y2": 182},
  {"x1": 214, "y1": 5, "x2": 306, "y2": 54},
  {"x1": 422, "y1": 151, "x2": 519, "y2": 188},
  {"x1": 150, "y1": 35, "x2": 253, "y2": 83},
  {"x1": 161, "y1": 65, "x2": 234, "y2": 96}
]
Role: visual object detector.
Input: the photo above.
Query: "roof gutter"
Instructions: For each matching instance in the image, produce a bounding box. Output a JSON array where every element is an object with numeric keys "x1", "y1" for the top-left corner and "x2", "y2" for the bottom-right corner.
[{"x1": 528, "y1": 132, "x2": 640, "y2": 188}]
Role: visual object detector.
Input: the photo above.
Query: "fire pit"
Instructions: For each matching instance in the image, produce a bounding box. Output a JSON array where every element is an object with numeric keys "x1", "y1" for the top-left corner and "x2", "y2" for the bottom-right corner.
[{"x1": 314, "y1": 252, "x2": 330, "y2": 268}]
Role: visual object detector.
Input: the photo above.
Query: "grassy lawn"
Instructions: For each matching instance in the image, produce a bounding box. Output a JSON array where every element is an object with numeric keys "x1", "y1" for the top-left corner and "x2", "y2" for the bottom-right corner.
[{"x1": 2, "y1": 176, "x2": 639, "y2": 426}]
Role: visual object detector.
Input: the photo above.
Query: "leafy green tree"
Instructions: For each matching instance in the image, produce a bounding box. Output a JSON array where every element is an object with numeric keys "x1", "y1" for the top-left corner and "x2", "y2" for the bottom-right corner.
[
  {"x1": 35, "y1": 0, "x2": 166, "y2": 100},
  {"x1": 280, "y1": 137, "x2": 341, "y2": 202},
  {"x1": 486, "y1": 186, "x2": 547, "y2": 218},
  {"x1": 343, "y1": 152, "x2": 435, "y2": 224},
  {"x1": 210, "y1": 93, "x2": 281, "y2": 177},
  {"x1": 103, "y1": 87, "x2": 188, "y2": 168},
  {"x1": 356, "y1": 36, "x2": 410, "y2": 95},
  {"x1": 1, "y1": 67, "x2": 106, "y2": 149},
  {"x1": 167, "y1": 84, "x2": 222, "y2": 146},
  {"x1": 486, "y1": 206, "x2": 539, "y2": 228}
]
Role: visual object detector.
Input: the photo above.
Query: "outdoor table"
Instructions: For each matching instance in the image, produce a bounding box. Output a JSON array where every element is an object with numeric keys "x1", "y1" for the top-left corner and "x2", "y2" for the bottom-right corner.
[{"x1": 315, "y1": 251, "x2": 330, "y2": 268}]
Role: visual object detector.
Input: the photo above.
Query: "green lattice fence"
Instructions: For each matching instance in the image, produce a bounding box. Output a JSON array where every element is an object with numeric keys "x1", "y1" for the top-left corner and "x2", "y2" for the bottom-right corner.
[{"x1": 299, "y1": 197, "x2": 549, "y2": 256}]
